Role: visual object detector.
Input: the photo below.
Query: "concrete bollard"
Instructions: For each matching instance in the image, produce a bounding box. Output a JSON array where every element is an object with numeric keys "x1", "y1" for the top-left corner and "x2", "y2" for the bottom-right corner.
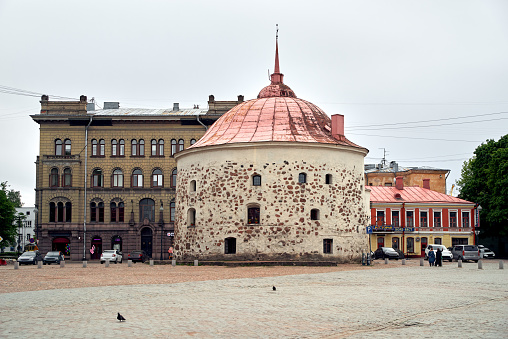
[
  {"x1": 194, "y1": 260, "x2": 199, "y2": 266},
  {"x1": 38, "y1": 261, "x2": 42, "y2": 269},
  {"x1": 83, "y1": 261, "x2": 87, "y2": 268},
  {"x1": 420, "y1": 258, "x2": 424, "y2": 266},
  {"x1": 499, "y1": 260, "x2": 504, "y2": 269},
  {"x1": 478, "y1": 260, "x2": 483, "y2": 269},
  {"x1": 60, "y1": 261, "x2": 65, "y2": 268},
  {"x1": 172, "y1": 259, "x2": 176, "y2": 266},
  {"x1": 150, "y1": 259, "x2": 154, "y2": 266},
  {"x1": 458, "y1": 260, "x2": 462, "y2": 268},
  {"x1": 14, "y1": 262, "x2": 19, "y2": 270},
  {"x1": 128, "y1": 260, "x2": 132, "y2": 267},
  {"x1": 402, "y1": 259, "x2": 406, "y2": 265},
  {"x1": 105, "y1": 260, "x2": 110, "y2": 267},
  {"x1": 385, "y1": 258, "x2": 389, "y2": 265}
]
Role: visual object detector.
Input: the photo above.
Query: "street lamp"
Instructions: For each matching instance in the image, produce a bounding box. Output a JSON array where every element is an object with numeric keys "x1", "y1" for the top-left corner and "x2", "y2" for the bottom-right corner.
[{"x1": 159, "y1": 201, "x2": 164, "y2": 261}]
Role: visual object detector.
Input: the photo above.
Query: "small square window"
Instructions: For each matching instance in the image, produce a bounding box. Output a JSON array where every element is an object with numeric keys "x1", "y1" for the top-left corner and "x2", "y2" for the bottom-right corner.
[
  {"x1": 298, "y1": 173, "x2": 307, "y2": 184},
  {"x1": 323, "y1": 239, "x2": 333, "y2": 254},
  {"x1": 252, "y1": 175, "x2": 261, "y2": 186}
]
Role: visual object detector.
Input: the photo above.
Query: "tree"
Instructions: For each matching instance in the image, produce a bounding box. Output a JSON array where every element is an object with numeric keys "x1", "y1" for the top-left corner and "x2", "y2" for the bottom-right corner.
[
  {"x1": 457, "y1": 134, "x2": 508, "y2": 240},
  {"x1": 1, "y1": 181, "x2": 23, "y2": 208},
  {"x1": 0, "y1": 189, "x2": 17, "y2": 248}
]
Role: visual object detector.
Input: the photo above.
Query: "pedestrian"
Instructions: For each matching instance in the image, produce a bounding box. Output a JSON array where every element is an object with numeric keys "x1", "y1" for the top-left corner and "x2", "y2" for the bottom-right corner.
[
  {"x1": 436, "y1": 247, "x2": 443, "y2": 267},
  {"x1": 428, "y1": 247, "x2": 435, "y2": 267}
]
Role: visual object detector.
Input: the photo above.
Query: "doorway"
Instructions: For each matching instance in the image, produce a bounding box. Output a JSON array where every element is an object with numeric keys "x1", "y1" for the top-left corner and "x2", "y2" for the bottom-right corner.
[
  {"x1": 90, "y1": 237, "x2": 102, "y2": 260},
  {"x1": 141, "y1": 227, "x2": 153, "y2": 258},
  {"x1": 52, "y1": 237, "x2": 70, "y2": 256},
  {"x1": 421, "y1": 237, "x2": 428, "y2": 257},
  {"x1": 377, "y1": 237, "x2": 385, "y2": 249}
]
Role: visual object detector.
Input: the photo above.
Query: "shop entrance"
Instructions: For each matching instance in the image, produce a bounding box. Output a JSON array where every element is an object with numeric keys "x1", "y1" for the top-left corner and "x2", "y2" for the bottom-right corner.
[
  {"x1": 377, "y1": 237, "x2": 385, "y2": 249},
  {"x1": 421, "y1": 237, "x2": 428, "y2": 257},
  {"x1": 91, "y1": 237, "x2": 102, "y2": 260},
  {"x1": 141, "y1": 227, "x2": 153, "y2": 258},
  {"x1": 52, "y1": 237, "x2": 70, "y2": 256}
]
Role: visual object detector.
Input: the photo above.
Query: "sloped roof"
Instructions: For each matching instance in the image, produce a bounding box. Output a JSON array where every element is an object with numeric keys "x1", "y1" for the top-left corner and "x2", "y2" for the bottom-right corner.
[
  {"x1": 368, "y1": 185, "x2": 473, "y2": 205},
  {"x1": 90, "y1": 107, "x2": 207, "y2": 116}
]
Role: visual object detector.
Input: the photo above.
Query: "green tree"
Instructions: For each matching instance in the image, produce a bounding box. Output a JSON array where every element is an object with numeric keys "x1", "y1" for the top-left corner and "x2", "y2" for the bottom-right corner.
[
  {"x1": 457, "y1": 134, "x2": 508, "y2": 239},
  {"x1": 1, "y1": 181, "x2": 23, "y2": 208},
  {"x1": 0, "y1": 189, "x2": 17, "y2": 248}
]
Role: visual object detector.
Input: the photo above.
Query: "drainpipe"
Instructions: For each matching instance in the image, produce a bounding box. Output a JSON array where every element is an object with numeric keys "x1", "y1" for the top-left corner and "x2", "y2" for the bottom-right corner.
[
  {"x1": 402, "y1": 202, "x2": 406, "y2": 257},
  {"x1": 83, "y1": 116, "x2": 92, "y2": 261},
  {"x1": 196, "y1": 115, "x2": 207, "y2": 131}
]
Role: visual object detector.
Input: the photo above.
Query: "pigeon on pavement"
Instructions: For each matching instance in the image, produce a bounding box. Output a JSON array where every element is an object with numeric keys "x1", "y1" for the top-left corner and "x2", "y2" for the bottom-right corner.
[{"x1": 117, "y1": 313, "x2": 126, "y2": 322}]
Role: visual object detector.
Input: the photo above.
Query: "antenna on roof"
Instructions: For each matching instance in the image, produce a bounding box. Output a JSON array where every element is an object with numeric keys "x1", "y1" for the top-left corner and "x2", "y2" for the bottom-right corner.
[{"x1": 379, "y1": 148, "x2": 388, "y2": 167}]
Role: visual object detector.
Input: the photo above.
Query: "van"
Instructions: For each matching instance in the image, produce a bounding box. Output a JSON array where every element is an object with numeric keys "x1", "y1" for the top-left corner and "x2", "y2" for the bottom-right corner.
[{"x1": 451, "y1": 245, "x2": 480, "y2": 262}]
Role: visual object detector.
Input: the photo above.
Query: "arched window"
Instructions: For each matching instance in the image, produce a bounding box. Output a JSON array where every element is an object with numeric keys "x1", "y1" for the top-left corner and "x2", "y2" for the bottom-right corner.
[
  {"x1": 119, "y1": 139, "x2": 125, "y2": 156},
  {"x1": 48, "y1": 201, "x2": 71, "y2": 222},
  {"x1": 112, "y1": 169, "x2": 123, "y2": 188},
  {"x1": 325, "y1": 174, "x2": 332, "y2": 184},
  {"x1": 139, "y1": 198, "x2": 155, "y2": 222},
  {"x1": 57, "y1": 202, "x2": 64, "y2": 222},
  {"x1": 92, "y1": 169, "x2": 104, "y2": 187},
  {"x1": 190, "y1": 139, "x2": 196, "y2": 145},
  {"x1": 151, "y1": 139, "x2": 157, "y2": 156},
  {"x1": 55, "y1": 139, "x2": 63, "y2": 156},
  {"x1": 158, "y1": 139, "x2": 164, "y2": 156},
  {"x1": 178, "y1": 139, "x2": 184, "y2": 152},
  {"x1": 152, "y1": 169, "x2": 163, "y2": 187},
  {"x1": 139, "y1": 139, "x2": 145, "y2": 156},
  {"x1": 132, "y1": 169, "x2": 143, "y2": 188},
  {"x1": 170, "y1": 168, "x2": 177, "y2": 188},
  {"x1": 64, "y1": 139, "x2": 71, "y2": 155},
  {"x1": 50, "y1": 168, "x2": 59, "y2": 187},
  {"x1": 49, "y1": 202, "x2": 56, "y2": 222},
  {"x1": 247, "y1": 204, "x2": 260, "y2": 224},
  {"x1": 131, "y1": 139, "x2": 137, "y2": 156},
  {"x1": 63, "y1": 168, "x2": 72, "y2": 187},
  {"x1": 110, "y1": 200, "x2": 125, "y2": 223},
  {"x1": 311, "y1": 209, "x2": 320, "y2": 220},
  {"x1": 111, "y1": 139, "x2": 118, "y2": 156},
  {"x1": 190, "y1": 180, "x2": 196, "y2": 192},
  {"x1": 187, "y1": 208, "x2": 196, "y2": 227},
  {"x1": 170, "y1": 200, "x2": 175, "y2": 222},
  {"x1": 298, "y1": 173, "x2": 307, "y2": 184},
  {"x1": 91, "y1": 139, "x2": 98, "y2": 156},
  {"x1": 65, "y1": 202, "x2": 72, "y2": 222},
  {"x1": 99, "y1": 139, "x2": 105, "y2": 156},
  {"x1": 252, "y1": 175, "x2": 261, "y2": 186},
  {"x1": 90, "y1": 200, "x2": 104, "y2": 222},
  {"x1": 171, "y1": 139, "x2": 177, "y2": 156}
]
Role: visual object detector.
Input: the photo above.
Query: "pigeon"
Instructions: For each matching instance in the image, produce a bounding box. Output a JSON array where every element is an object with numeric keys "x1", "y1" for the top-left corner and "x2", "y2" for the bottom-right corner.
[
  {"x1": 272, "y1": 286, "x2": 276, "y2": 291},
  {"x1": 117, "y1": 313, "x2": 126, "y2": 322}
]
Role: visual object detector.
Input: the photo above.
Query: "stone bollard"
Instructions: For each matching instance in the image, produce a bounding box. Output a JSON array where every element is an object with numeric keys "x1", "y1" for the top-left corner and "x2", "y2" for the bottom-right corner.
[
  {"x1": 499, "y1": 260, "x2": 504, "y2": 269},
  {"x1": 128, "y1": 260, "x2": 132, "y2": 267},
  {"x1": 458, "y1": 260, "x2": 462, "y2": 268},
  {"x1": 60, "y1": 261, "x2": 65, "y2": 268},
  {"x1": 105, "y1": 260, "x2": 110, "y2": 267},
  {"x1": 384, "y1": 258, "x2": 389, "y2": 265},
  {"x1": 420, "y1": 258, "x2": 424, "y2": 266},
  {"x1": 172, "y1": 259, "x2": 176, "y2": 266},
  {"x1": 402, "y1": 259, "x2": 406, "y2": 265},
  {"x1": 38, "y1": 261, "x2": 42, "y2": 269},
  {"x1": 14, "y1": 262, "x2": 19, "y2": 270},
  {"x1": 194, "y1": 260, "x2": 199, "y2": 266},
  {"x1": 83, "y1": 261, "x2": 87, "y2": 268},
  {"x1": 150, "y1": 259, "x2": 154, "y2": 266},
  {"x1": 478, "y1": 260, "x2": 483, "y2": 269}
]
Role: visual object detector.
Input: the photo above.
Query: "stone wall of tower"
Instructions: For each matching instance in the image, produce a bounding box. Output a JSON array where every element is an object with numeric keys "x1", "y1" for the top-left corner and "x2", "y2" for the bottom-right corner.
[{"x1": 174, "y1": 142, "x2": 370, "y2": 262}]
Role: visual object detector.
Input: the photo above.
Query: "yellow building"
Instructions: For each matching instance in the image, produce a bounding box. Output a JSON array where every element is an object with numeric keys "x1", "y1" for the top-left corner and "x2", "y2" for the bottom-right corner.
[{"x1": 32, "y1": 94, "x2": 240, "y2": 260}]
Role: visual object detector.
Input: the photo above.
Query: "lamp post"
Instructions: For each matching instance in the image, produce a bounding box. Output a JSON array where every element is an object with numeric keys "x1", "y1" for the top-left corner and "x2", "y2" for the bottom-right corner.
[
  {"x1": 34, "y1": 206, "x2": 38, "y2": 250},
  {"x1": 159, "y1": 201, "x2": 164, "y2": 260},
  {"x1": 474, "y1": 204, "x2": 482, "y2": 246}
]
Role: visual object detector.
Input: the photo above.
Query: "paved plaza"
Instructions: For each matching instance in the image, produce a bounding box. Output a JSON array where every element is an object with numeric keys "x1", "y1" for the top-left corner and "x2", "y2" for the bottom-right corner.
[{"x1": 0, "y1": 260, "x2": 507, "y2": 338}]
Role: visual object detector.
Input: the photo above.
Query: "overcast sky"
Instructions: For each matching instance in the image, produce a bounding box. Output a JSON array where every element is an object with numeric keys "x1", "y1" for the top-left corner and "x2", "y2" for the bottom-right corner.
[{"x1": 1, "y1": 0, "x2": 507, "y2": 206}]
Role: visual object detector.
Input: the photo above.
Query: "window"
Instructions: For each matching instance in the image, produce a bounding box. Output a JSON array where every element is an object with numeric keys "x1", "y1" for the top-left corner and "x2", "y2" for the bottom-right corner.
[
  {"x1": 91, "y1": 139, "x2": 98, "y2": 156},
  {"x1": 139, "y1": 198, "x2": 155, "y2": 222},
  {"x1": 252, "y1": 175, "x2": 261, "y2": 186},
  {"x1": 50, "y1": 168, "x2": 59, "y2": 187},
  {"x1": 110, "y1": 201, "x2": 124, "y2": 223},
  {"x1": 311, "y1": 209, "x2": 320, "y2": 220},
  {"x1": 420, "y1": 211, "x2": 428, "y2": 227},
  {"x1": 325, "y1": 174, "x2": 332, "y2": 185},
  {"x1": 152, "y1": 169, "x2": 163, "y2": 187},
  {"x1": 110, "y1": 169, "x2": 123, "y2": 188},
  {"x1": 392, "y1": 211, "x2": 399, "y2": 227},
  {"x1": 49, "y1": 200, "x2": 71, "y2": 222},
  {"x1": 171, "y1": 139, "x2": 177, "y2": 155},
  {"x1": 187, "y1": 208, "x2": 196, "y2": 227},
  {"x1": 406, "y1": 211, "x2": 414, "y2": 227},
  {"x1": 63, "y1": 168, "x2": 72, "y2": 187},
  {"x1": 151, "y1": 139, "x2": 157, "y2": 156},
  {"x1": 247, "y1": 206, "x2": 260, "y2": 224},
  {"x1": 159, "y1": 139, "x2": 164, "y2": 156},
  {"x1": 64, "y1": 139, "x2": 71, "y2": 155},
  {"x1": 225, "y1": 237, "x2": 236, "y2": 254},
  {"x1": 119, "y1": 139, "x2": 125, "y2": 156},
  {"x1": 392, "y1": 237, "x2": 400, "y2": 250},
  {"x1": 139, "y1": 139, "x2": 144, "y2": 156},
  {"x1": 376, "y1": 210, "x2": 385, "y2": 226},
  {"x1": 407, "y1": 237, "x2": 414, "y2": 253},
  {"x1": 190, "y1": 180, "x2": 196, "y2": 192},
  {"x1": 298, "y1": 173, "x2": 307, "y2": 184},
  {"x1": 434, "y1": 238, "x2": 442, "y2": 245},
  {"x1": 131, "y1": 139, "x2": 144, "y2": 156},
  {"x1": 131, "y1": 139, "x2": 137, "y2": 156},
  {"x1": 170, "y1": 168, "x2": 177, "y2": 188},
  {"x1": 65, "y1": 202, "x2": 72, "y2": 222},
  {"x1": 92, "y1": 169, "x2": 104, "y2": 187},
  {"x1": 57, "y1": 202, "x2": 64, "y2": 222},
  {"x1": 178, "y1": 139, "x2": 184, "y2": 152},
  {"x1": 434, "y1": 211, "x2": 441, "y2": 227},
  {"x1": 170, "y1": 200, "x2": 175, "y2": 222},
  {"x1": 450, "y1": 211, "x2": 457, "y2": 227},
  {"x1": 190, "y1": 139, "x2": 196, "y2": 145},
  {"x1": 90, "y1": 201, "x2": 104, "y2": 222},
  {"x1": 99, "y1": 139, "x2": 105, "y2": 156},
  {"x1": 111, "y1": 139, "x2": 118, "y2": 156},
  {"x1": 55, "y1": 139, "x2": 63, "y2": 155},
  {"x1": 323, "y1": 239, "x2": 333, "y2": 254},
  {"x1": 49, "y1": 202, "x2": 56, "y2": 222},
  {"x1": 384, "y1": 182, "x2": 392, "y2": 186},
  {"x1": 462, "y1": 211, "x2": 470, "y2": 228},
  {"x1": 150, "y1": 139, "x2": 164, "y2": 156},
  {"x1": 132, "y1": 169, "x2": 143, "y2": 188}
]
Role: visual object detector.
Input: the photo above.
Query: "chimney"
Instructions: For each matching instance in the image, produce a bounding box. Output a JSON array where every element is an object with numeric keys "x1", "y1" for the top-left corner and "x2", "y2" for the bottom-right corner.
[
  {"x1": 87, "y1": 102, "x2": 95, "y2": 111},
  {"x1": 173, "y1": 103, "x2": 179, "y2": 111},
  {"x1": 237, "y1": 95, "x2": 244, "y2": 103},
  {"x1": 395, "y1": 176, "x2": 404, "y2": 190},
  {"x1": 423, "y1": 178, "x2": 430, "y2": 189},
  {"x1": 331, "y1": 114, "x2": 345, "y2": 141}
]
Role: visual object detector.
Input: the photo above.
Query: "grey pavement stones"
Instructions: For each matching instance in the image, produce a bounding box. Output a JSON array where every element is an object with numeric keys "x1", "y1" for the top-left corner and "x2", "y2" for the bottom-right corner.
[{"x1": 0, "y1": 261, "x2": 507, "y2": 338}]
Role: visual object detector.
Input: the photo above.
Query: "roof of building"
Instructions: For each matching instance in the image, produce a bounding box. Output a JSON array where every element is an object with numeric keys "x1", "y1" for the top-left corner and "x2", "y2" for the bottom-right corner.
[
  {"x1": 368, "y1": 185, "x2": 473, "y2": 205},
  {"x1": 365, "y1": 164, "x2": 449, "y2": 174},
  {"x1": 89, "y1": 107, "x2": 208, "y2": 116}
]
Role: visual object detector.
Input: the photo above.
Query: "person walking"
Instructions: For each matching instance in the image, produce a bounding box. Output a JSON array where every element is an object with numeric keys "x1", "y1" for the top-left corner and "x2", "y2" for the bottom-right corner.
[
  {"x1": 436, "y1": 247, "x2": 443, "y2": 267},
  {"x1": 428, "y1": 247, "x2": 435, "y2": 267}
]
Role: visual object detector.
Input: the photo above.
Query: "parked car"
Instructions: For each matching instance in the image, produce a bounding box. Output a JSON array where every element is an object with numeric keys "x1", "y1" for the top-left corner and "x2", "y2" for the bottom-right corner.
[
  {"x1": 425, "y1": 244, "x2": 453, "y2": 262},
  {"x1": 373, "y1": 247, "x2": 401, "y2": 259},
  {"x1": 479, "y1": 246, "x2": 496, "y2": 258},
  {"x1": 17, "y1": 251, "x2": 43, "y2": 265},
  {"x1": 127, "y1": 250, "x2": 148, "y2": 263},
  {"x1": 451, "y1": 245, "x2": 480, "y2": 262},
  {"x1": 100, "y1": 250, "x2": 123, "y2": 264},
  {"x1": 43, "y1": 251, "x2": 64, "y2": 265}
]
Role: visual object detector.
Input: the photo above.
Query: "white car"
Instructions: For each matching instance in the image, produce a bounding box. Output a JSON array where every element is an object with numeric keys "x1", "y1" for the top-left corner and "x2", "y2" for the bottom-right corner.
[
  {"x1": 100, "y1": 250, "x2": 123, "y2": 264},
  {"x1": 425, "y1": 244, "x2": 453, "y2": 262},
  {"x1": 479, "y1": 246, "x2": 495, "y2": 258}
]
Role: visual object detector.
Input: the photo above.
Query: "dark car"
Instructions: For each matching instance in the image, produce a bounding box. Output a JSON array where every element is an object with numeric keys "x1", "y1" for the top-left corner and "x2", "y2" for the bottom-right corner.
[
  {"x1": 43, "y1": 251, "x2": 64, "y2": 265},
  {"x1": 17, "y1": 251, "x2": 43, "y2": 265},
  {"x1": 128, "y1": 250, "x2": 148, "y2": 263},
  {"x1": 373, "y1": 247, "x2": 401, "y2": 260}
]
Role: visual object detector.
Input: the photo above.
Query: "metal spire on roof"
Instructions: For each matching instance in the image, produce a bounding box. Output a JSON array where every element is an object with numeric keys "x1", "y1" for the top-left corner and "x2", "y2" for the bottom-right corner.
[{"x1": 271, "y1": 24, "x2": 283, "y2": 85}]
